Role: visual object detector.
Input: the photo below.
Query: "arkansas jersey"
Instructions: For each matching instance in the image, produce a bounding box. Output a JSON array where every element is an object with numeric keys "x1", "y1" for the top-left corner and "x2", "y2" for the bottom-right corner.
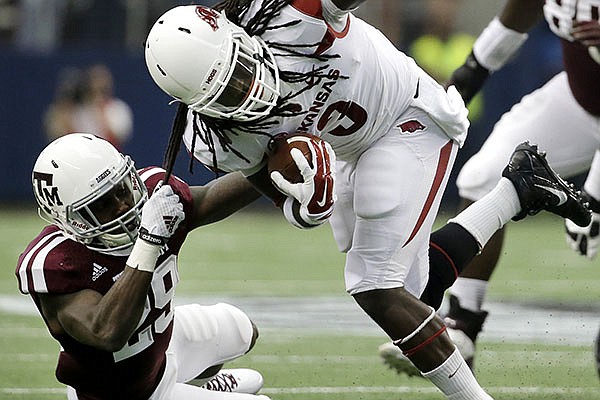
[
  {"x1": 183, "y1": 0, "x2": 468, "y2": 175},
  {"x1": 544, "y1": 0, "x2": 600, "y2": 115},
  {"x1": 15, "y1": 167, "x2": 193, "y2": 400}
]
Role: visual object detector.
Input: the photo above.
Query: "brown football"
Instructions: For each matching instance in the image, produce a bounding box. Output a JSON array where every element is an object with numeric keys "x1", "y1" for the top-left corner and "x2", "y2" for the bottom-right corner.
[{"x1": 267, "y1": 133, "x2": 321, "y2": 184}]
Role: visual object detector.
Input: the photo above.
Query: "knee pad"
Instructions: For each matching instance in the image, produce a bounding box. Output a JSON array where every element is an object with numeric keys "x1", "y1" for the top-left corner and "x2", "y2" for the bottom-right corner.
[
  {"x1": 456, "y1": 154, "x2": 502, "y2": 201},
  {"x1": 174, "y1": 303, "x2": 253, "y2": 352},
  {"x1": 393, "y1": 307, "x2": 447, "y2": 357}
]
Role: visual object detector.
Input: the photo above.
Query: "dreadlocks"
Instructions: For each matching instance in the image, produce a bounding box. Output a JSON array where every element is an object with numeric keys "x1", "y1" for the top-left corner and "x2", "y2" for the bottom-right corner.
[
  {"x1": 163, "y1": 0, "x2": 345, "y2": 176},
  {"x1": 161, "y1": 102, "x2": 189, "y2": 184}
]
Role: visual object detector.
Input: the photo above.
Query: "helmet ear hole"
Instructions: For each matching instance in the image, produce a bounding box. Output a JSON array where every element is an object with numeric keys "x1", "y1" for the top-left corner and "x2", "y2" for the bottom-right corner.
[{"x1": 156, "y1": 64, "x2": 167, "y2": 77}]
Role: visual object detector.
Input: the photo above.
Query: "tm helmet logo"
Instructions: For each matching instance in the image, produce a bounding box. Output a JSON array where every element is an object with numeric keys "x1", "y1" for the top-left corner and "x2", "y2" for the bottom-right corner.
[{"x1": 33, "y1": 171, "x2": 63, "y2": 206}]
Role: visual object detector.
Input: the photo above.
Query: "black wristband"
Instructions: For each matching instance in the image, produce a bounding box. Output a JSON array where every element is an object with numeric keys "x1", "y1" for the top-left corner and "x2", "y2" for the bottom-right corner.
[
  {"x1": 464, "y1": 52, "x2": 490, "y2": 79},
  {"x1": 138, "y1": 227, "x2": 167, "y2": 246},
  {"x1": 448, "y1": 51, "x2": 490, "y2": 105}
]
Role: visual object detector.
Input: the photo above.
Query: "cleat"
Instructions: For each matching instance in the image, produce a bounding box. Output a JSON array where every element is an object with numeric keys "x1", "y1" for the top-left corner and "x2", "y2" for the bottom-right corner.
[
  {"x1": 442, "y1": 295, "x2": 488, "y2": 370},
  {"x1": 199, "y1": 369, "x2": 264, "y2": 394},
  {"x1": 378, "y1": 342, "x2": 423, "y2": 378},
  {"x1": 502, "y1": 142, "x2": 591, "y2": 227}
]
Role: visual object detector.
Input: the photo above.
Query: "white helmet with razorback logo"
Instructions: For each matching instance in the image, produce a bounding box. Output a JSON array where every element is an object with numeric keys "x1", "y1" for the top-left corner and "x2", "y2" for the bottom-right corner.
[
  {"x1": 32, "y1": 133, "x2": 147, "y2": 255},
  {"x1": 145, "y1": 5, "x2": 280, "y2": 121}
]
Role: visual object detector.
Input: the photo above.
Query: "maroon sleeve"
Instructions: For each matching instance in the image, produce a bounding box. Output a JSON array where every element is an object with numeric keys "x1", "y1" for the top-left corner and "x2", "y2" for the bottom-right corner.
[{"x1": 16, "y1": 225, "x2": 128, "y2": 295}]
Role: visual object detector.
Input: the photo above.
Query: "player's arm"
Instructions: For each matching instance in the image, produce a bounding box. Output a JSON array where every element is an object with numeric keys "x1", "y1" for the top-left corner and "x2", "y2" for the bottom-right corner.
[
  {"x1": 498, "y1": 0, "x2": 545, "y2": 32},
  {"x1": 38, "y1": 186, "x2": 185, "y2": 352},
  {"x1": 246, "y1": 165, "x2": 287, "y2": 207},
  {"x1": 446, "y1": 0, "x2": 544, "y2": 104},
  {"x1": 38, "y1": 269, "x2": 152, "y2": 352},
  {"x1": 188, "y1": 171, "x2": 263, "y2": 229}
]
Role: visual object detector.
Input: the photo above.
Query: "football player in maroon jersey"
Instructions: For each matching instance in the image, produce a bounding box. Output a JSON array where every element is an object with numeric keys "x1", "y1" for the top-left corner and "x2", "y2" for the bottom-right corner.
[
  {"x1": 17, "y1": 133, "x2": 270, "y2": 400},
  {"x1": 380, "y1": 0, "x2": 600, "y2": 376}
]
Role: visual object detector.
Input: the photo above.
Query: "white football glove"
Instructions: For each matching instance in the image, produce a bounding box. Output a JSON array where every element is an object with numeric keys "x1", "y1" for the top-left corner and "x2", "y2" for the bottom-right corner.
[
  {"x1": 138, "y1": 185, "x2": 185, "y2": 246},
  {"x1": 271, "y1": 138, "x2": 336, "y2": 228},
  {"x1": 565, "y1": 211, "x2": 600, "y2": 260}
]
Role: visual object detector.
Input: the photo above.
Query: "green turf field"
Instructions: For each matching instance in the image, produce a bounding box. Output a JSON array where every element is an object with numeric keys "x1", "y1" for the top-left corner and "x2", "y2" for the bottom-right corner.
[{"x1": 1, "y1": 207, "x2": 599, "y2": 399}]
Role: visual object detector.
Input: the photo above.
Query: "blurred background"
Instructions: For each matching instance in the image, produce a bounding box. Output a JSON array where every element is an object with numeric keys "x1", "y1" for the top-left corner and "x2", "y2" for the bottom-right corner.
[{"x1": 0, "y1": 0, "x2": 563, "y2": 209}]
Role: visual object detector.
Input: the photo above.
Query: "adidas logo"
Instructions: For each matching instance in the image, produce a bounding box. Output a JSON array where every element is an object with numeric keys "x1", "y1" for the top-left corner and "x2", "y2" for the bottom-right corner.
[
  {"x1": 92, "y1": 263, "x2": 108, "y2": 281},
  {"x1": 163, "y1": 215, "x2": 179, "y2": 234}
]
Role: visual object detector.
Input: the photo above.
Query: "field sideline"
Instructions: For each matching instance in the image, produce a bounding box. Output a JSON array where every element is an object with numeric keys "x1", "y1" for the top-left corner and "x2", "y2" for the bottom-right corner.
[{"x1": 1, "y1": 207, "x2": 599, "y2": 399}]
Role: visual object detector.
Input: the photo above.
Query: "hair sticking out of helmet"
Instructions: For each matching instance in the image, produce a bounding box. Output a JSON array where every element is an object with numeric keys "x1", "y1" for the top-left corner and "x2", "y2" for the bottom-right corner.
[{"x1": 162, "y1": 102, "x2": 189, "y2": 185}]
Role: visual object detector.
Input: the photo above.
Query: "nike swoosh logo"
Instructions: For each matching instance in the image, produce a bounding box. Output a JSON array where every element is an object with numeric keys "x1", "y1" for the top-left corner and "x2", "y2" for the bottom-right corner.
[
  {"x1": 317, "y1": 179, "x2": 329, "y2": 208},
  {"x1": 448, "y1": 364, "x2": 461, "y2": 379},
  {"x1": 535, "y1": 184, "x2": 568, "y2": 206},
  {"x1": 413, "y1": 78, "x2": 420, "y2": 99}
]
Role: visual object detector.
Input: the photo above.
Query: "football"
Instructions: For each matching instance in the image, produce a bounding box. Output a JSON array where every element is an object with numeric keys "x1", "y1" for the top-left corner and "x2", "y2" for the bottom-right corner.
[{"x1": 267, "y1": 133, "x2": 321, "y2": 183}]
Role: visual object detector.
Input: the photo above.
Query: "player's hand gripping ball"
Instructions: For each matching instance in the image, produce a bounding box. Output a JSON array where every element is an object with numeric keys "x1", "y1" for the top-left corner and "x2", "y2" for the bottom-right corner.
[
  {"x1": 268, "y1": 134, "x2": 317, "y2": 183},
  {"x1": 268, "y1": 133, "x2": 337, "y2": 228}
]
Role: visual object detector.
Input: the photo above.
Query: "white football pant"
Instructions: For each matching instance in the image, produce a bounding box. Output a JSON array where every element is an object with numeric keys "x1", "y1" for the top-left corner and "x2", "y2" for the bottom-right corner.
[
  {"x1": 68, "y1": 303, "x2": 264, "y2": 400},
  {"x1": 330, "y1": 107, "x2": 459, "y2": 297}
]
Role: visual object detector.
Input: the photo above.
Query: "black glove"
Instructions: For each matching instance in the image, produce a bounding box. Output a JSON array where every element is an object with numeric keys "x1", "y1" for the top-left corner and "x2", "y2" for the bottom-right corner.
[{"x1": 445, "y1": 51, "x2": 490, "y2": 105}]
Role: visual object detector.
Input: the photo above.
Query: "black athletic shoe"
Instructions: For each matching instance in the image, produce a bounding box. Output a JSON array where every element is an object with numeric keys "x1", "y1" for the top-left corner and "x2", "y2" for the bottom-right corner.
[
  {"x1": 502, "y1": 142, "x2": 591, "y2": 227},
  {"x1": 443, "y1": 295, "x2": 488, "y2": 370}
]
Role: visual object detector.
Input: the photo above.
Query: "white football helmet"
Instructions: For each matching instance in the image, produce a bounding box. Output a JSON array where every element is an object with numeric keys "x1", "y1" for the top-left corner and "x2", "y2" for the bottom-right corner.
[
  {"x1": 32, "y1": 133, "x2": 147, "y2": 255},
  {"x1": 145, "y1": 5, "x2": 280, "y2": 121}
]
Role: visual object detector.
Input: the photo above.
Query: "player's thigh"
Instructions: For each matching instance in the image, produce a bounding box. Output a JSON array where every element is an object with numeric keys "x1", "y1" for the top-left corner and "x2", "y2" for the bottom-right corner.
[
  {"x1": 329, "y1": 158, "x2": 357, "y2": 253},
  {"x1": 168, "y1": 303, "x2": 254, "y2": 383},
  {"x1": 458, "y1": 72, "x2": 599, "y2": 201},
  {"x1": 345, "y1": 127, "x2": 458, "y2": 296}
]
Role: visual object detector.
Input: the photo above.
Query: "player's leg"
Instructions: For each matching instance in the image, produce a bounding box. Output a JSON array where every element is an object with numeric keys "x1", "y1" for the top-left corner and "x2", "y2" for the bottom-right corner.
[
  {"x1": 379, "y1": 140, "x2": 592, "y2": 377},
  {"x1": 447, "y1": 72, "x2": 598, "y2": 368},
  {"x1": 159, "y1": 303, "x2": 266, "y2": 397},
  {"x1": 338, "y1": 122, "x2": 494, "y2": 398}
]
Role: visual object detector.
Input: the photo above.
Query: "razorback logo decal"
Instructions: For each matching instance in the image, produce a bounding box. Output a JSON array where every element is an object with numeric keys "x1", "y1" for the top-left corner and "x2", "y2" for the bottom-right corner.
[
  {"x1": 195, "y1": 6, "x2": 220, "y2": 31},
  {"x1": 398, "y1": 120, "x2": 426, "y2": 133}
]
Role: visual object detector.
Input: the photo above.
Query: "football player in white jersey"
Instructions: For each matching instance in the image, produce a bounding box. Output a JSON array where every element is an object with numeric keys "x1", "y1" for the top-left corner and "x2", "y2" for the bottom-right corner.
[
  {"x1": 144, "y1": 1, "x2": 591, "y2": 398},
  {"x1": 17, "y1": 133, "x2": 270, "y2": 400},
  {"x1": 378, "y1": 0, "x2": 600, "y2": 375}
]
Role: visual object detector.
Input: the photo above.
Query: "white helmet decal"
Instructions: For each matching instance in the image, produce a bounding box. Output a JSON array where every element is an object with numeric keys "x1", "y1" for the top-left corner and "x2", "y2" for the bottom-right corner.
[
  {"x1": 32, "y1": 133, "x2": 148, "y2": 255},
  {"x1": 145, "y1": 5, "x2": 280, "y2": 121}
]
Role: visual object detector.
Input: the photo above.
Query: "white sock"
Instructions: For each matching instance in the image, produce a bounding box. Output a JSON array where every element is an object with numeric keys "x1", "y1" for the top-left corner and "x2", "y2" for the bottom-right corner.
[
  {"x1": 422, "y1": 348, "x2": 494, "y2": 400},
  {"x1": 583, "y1": 150, "x2": 600, "y2": 201},
  {"x1": 449, "y1": 278, "x2": 488, "y2": 312},
  {"x1": 448, "y1": 178, "x2": 520, "y2": 248}
]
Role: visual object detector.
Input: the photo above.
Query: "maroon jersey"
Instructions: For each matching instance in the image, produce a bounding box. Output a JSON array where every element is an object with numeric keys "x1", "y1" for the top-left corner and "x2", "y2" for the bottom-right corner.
[
  {"x1": 562, "y1": 39, "x2": 600, "y2": 116},
  {"x1": 15, "y1": 167, "x2": 193, "y2": 400},
  {"x1": 544, "y1": 0, "x2": 600, "y2": 115}
]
